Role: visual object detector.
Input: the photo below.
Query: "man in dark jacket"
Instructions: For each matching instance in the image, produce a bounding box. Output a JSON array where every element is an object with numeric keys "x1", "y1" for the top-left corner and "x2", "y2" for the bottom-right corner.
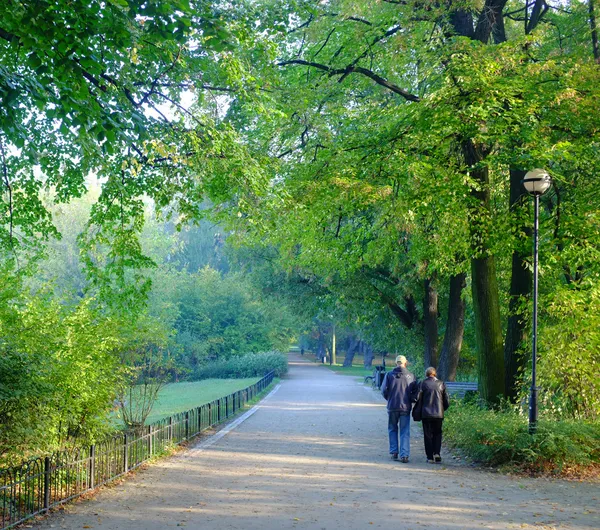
[
  {"x1": 381, "y1": 355, "x2": 417, "y2": 463},
  {"x1": 419, "y1": 366, "x2": 450, "y2": 464}
]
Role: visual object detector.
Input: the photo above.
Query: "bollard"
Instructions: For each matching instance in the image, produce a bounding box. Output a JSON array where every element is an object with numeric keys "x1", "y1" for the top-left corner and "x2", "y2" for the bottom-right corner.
[
  {"x1": 43, "y1": 456, "x2": 51, "y2": 511},
  {"x1": 124, "y1": 433, "x2": 128, "y2": 473},
  {"x1": 89, "y1": 445, "x2": 96, "y2": 490}
]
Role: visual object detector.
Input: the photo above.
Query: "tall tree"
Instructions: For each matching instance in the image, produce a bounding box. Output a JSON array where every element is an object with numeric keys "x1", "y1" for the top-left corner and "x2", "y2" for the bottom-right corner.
[{"x1": 218, "y1": 0, "x2": 600, "y2": 404}]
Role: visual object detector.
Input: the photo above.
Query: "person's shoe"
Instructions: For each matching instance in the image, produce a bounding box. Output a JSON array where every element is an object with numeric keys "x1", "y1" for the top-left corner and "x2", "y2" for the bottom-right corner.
[
  {"x1": 427, "y1": 458, "x2": 435, "y2": 464},
  {"x1": 400, "y1": 456, "x2": 409, "y2": 463},
  {"x1": 434, "y1": 454, "x2": 442, "y2": 463},
  {"x1": 391, "y1": 453, "x2": 399, "y2": 460}
]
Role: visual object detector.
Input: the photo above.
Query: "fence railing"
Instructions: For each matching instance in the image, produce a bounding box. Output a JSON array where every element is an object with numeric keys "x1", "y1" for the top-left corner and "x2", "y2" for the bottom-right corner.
[{"x1": 0, "y1": 370, "x2": 276, "y2": 530}]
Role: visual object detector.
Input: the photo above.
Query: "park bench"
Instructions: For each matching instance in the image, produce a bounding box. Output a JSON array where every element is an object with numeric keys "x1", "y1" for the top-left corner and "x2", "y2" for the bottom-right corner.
[{"x1": 444, "y1": 381, "x2": 478, "y2": 397}]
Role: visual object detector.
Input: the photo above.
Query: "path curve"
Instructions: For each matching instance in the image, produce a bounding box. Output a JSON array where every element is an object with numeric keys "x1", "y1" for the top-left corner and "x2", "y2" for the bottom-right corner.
[{"x1": 32, "y1": 354, "x2": 598, "y2": 529}]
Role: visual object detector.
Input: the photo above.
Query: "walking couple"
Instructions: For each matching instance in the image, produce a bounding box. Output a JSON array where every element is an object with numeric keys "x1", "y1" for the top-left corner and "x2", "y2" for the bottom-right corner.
[{"x1": 380, "y1": 355, "x2": 450, "y2": 464}]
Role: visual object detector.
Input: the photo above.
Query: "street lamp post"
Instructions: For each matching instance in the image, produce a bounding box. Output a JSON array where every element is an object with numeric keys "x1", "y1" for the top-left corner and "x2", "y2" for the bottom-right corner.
[{"x1": 522, "y1": 168, "x2": 552, "y2": 435}]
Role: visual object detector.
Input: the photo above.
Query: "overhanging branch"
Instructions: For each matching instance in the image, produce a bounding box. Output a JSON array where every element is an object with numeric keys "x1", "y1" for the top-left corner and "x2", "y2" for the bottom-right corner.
[{"x1": 278, "y1": 59, "x2": 420, "y2": 102}]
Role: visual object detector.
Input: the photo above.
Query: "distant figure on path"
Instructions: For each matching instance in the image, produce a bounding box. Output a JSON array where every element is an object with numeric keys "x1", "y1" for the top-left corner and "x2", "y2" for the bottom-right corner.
[
  {"x1": 418, "y1": 366, "x2": 450, "y2": 464},
  {"x1": 380, "y1": 355, "x2": 417, "y2": 463}
]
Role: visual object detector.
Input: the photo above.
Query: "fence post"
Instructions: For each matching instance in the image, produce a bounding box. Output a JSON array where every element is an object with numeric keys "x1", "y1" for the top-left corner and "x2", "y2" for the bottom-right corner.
[
  {"x1": 89, "y1": 445, "x2": 96, "y2": 490},
  {"x1": 169, "y1": 416, "x2": 173, "y2": 441},
  {"x1": 217, "y1": 399, "x2": 221, "y2": 422},
  {"x1": 185, "y1": 411, "x2": 189, "y2": 440},
  {"x1": 43, "y1": 456, "x2": 51, "y2": 511},
  {"x1": 225, "y1": 396, "x2": 229, "y2": 418},
  {"x1": 148, "y1": 425, "x2": 153, "y2": 456},
  {"x1": 124, "y1": 433, "x2": 128, "y2": 473}
]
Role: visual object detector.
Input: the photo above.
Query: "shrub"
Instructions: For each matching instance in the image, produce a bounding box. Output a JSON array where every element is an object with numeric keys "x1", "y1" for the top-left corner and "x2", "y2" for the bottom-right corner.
[
  {"x1": 534, "y1": 285, "x2": 600, "y2": 421},
  {"x1": 193, "y1": 351, "x2": 288, "y2": 380},
  {"x1": 444, "y1": 400, "x2": 600, "y2": 473}
]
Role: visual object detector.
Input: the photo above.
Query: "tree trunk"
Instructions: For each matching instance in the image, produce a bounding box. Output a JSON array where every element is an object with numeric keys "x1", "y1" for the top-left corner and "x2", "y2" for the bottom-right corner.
[
  {"x1": 363, "y1": 343, "x2": 374, "y2": 368},
  {"x1": 437, "y1": 273, "x2": 466, "y2": 382},
  {"x1": 464, "y1": 140, "x2": 505, "y2": 404},
  {"x1": 343, "y1": 335, "x2": 359, "y2": 367},
  {"x1": 590, "y1": 0, "x2": 600, "y2": 63},
  {"x1": 423, "y1": 278, "x2": 439, "y2": 368},
  {"x1": 504, "y1": 168, "x2": 532, "y2": 401},
  {"x1": 317, "y1": 333, "x2": 326, "y2": 362}
]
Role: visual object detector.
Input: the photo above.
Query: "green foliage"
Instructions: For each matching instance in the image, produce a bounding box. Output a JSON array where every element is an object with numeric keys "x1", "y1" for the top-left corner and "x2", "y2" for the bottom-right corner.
[
  {"x1": 534, "y1": 284, "x2": 600, "y2": 420},
  {"x1": 192, "y1": 351, "x2": 288, "y2": 380},
  {"x1": 149, "y1": 266, "x2": 296, "y2": 370},
  {"x1": 218, "y1": 0, "x2": 600, "y2": 407},
  {"x1": 444, "y1": 401, "x2": 600, "y2": 473},
  {"x1": 0, "y1": 0, "x2": 259, "y2": 312},
  {"x1": 0, "y1": 283, "x2": 125, "y2": 461}
]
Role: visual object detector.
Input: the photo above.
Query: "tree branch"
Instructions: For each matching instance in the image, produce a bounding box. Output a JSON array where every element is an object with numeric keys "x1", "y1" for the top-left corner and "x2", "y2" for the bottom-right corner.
[{"x1": 278, "y1": 60, "x2": 420, "y2": 101}]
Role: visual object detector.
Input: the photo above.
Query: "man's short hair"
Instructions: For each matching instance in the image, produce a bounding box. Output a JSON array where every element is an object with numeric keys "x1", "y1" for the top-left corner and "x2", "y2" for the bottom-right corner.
[
  {"x1": 426, "y1": 366, "x2": 437, "y2": 377},
  {"x1": 395, "y1": 355, "x2": 408, "y2": 365}
]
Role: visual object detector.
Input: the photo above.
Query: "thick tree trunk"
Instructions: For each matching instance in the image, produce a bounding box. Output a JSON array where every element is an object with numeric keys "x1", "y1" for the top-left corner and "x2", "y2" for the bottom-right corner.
[
  {"x1": 317, "y1": 333, "x2": 326, "y2": 362},
  {"x1": 472, "y1": 257, "x2": 505, "y2": 403},
  {"x1": 363, "y1": 342, "x2": 374, "y2": 368},
  {"x1": 437, "y1": 273, "x2": 467, "y2": 382},
  {"x1": 504, "y1": 169, "x2": 532, "y2": 401},
  {"x1": 343, "y1": 335, "x2": 359, "y2": 367},
  {"x1": 590, "y1": 0, "x2": 600, "y2": 63},
  {"x1": 464, "y1": 140, "x2": 505, "y2": 404},
  {"x1": 423, "y1": 278, "x2": 439, "y2": 368}
]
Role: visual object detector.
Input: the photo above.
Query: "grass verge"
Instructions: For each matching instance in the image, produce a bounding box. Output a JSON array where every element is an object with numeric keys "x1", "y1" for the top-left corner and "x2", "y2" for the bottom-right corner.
[
  {"x1": 323, "y1": 364, "x2": 373, "y2": 377},
  {"x1": 444, "y1": 400, "x2": 600, "y2": 477},
  {"x1": 146, "y1": 377, "x2": 261, "y2": 423}
]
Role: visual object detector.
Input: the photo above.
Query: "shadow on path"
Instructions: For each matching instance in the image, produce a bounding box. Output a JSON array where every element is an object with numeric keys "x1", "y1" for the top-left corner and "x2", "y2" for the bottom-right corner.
[{"x1": 32, "y1": 354, "x2": 599, "y2": 530}]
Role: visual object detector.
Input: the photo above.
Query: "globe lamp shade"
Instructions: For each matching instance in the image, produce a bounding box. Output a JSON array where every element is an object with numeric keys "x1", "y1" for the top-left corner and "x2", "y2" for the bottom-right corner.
[{"x1": 523, "y1": 169, "x2": 552, "y2": 195}]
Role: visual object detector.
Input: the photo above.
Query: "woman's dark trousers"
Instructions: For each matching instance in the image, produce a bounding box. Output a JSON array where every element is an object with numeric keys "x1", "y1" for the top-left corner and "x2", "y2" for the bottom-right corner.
[{"x1": 422, "y1": 418, "x2": 443, "y2": 459}]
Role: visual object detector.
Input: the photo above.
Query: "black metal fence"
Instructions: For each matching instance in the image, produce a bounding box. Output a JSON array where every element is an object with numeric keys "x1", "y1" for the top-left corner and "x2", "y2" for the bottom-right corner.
[{"x1": 0, "y1": 371, "x2": 275, "y2": 529}]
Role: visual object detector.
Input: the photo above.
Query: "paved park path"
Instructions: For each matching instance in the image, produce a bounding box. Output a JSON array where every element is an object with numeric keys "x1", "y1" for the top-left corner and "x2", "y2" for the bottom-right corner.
[{"x1": 32, "y1": 355, "x2": 598, "y2": 530}]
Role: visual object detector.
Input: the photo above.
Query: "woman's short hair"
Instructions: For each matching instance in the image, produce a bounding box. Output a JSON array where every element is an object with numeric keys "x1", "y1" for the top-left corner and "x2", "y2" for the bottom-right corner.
[{"x1": 426, "y1": 366, "x2": 437, "y2": 377}]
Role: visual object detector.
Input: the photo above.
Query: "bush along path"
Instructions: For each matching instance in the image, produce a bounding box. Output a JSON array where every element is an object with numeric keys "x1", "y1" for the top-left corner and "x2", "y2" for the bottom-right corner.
[
  {"x1": 1, "y1": 372, "x2": 276, "y2": 530},
  {"x1": 31, "y1": 354, "x2": 598, "y2": 530}
]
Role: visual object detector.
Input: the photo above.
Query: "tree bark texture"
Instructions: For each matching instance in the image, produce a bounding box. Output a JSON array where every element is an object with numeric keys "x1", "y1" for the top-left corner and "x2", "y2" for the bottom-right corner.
[
  {"x1": 471, "y1": 257, "x2": 505, "y2": 403},
  {"x1": 437, "y1": 273, "x2": 466, "y2": 382},
  {"x1": 474, "y1": 0, "x2": 508, "y2": 43},
  {"x1": 504, "y1": 168, "x2": 532, "y2": 400},
  {"x1": 590, "y1": 0, "x2": 600, "y2": 63},
  {"x1": 423, "y1": 278, "x2": 439, "y2": 368},
  {"x1": 362, "y1": 342, "x2": 375, "y2": 368},
  {"x1": 343, "y1": 335, "x2": 360, "y2": 367},
  {"x1": 464, "y1": 140, "x2": 505, "y2": 404}
]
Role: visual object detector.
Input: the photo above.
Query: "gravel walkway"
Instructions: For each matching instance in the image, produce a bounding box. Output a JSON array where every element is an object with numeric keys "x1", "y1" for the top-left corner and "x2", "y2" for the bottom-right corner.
[{"x1": 31, "y1": 354, "x2": 599, "y2": 530}]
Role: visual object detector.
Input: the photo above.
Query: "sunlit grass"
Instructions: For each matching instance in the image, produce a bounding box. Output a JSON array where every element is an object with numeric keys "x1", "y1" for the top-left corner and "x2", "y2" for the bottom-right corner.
[
  {"x1": 324, "y1": 364, "x2": 373, "y2": 377},
  {"x1": 146, "y1": 378, "x2": 260, "y2": 423},
  {"x1": 304, "y1": 352, "x2": 383, "y2": 378}
]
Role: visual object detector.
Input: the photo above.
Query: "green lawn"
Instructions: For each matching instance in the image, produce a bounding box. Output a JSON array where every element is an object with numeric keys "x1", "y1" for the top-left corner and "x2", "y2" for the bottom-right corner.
[
  {"x1": 146, "y1": 378, "x2": 260, "y2": 423},
  {"x1": 323, "y1": 364, "x2": 373, "y2": 378}
]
